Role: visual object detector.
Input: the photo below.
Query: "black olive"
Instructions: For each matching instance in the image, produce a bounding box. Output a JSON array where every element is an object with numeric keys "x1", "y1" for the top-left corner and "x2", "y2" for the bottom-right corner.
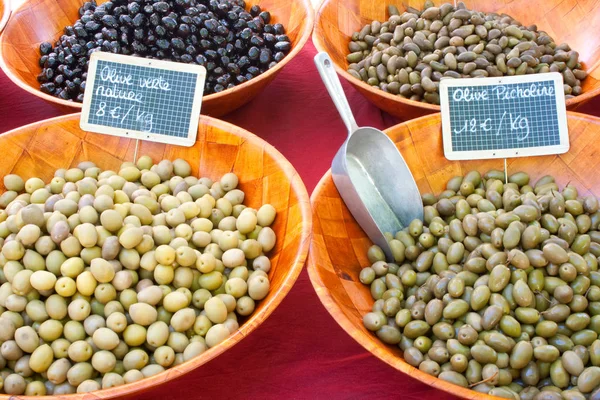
[
  {"x1": 127, "y1": 2, "x2": 140, "y2": 15},
  {"x1": 57, "y1": 89, "x2": 71, "y2": 100},
  {"x1": 132, "y1": 13, "x2": 146, "y2": 27},
  {"x1": 186, "y1": 7, "x2": 199, "y2": 16},
  {"x1": 149, "y1": 13, "x2": 161, "y2": 26},
  {"x1": 227, "y1": 11, "x2": 238, "y2": 21},
  {"x1": 162, "y1": 16, "x2": 177, "y2": 30},
  {"x1": 40, "y1": 42, "x2": 53, "y2": 55},
  {"x1": 40, "y1": 82, "x2": 56, "y2": 94},
  {"x1": 274, "y1": 41, "x2": 290, "y2": 52},
  {"x1": 171, "y1": 38, "x2": 185, "y2": 51},
  {"x1": 74, "y1": 26, "x2": 88, "y2": 37},
  {"x1": 65, "y1": 80, "x2": 77, "y2": 92},
  {"x1": 39, "y1": 55, "x2": 49, "y2": 67},
  {"x1": 84, "y1": 21, "x2": 101, "y2": 31},
  {"x1": 247, "y1": 66, "x2": 260, "y2": 76},
  {"x1": 71, "y1": 44, "x2": 83, "y2": 55},
  {"x1": 134, "y1": 28, "x2": 145, "y2": 40},
  {"x1": 93, "y1": 8, "x2": 107, "y2": 21},
  {"x1": 239, "y1": 27, "x2": 252, "y2": 40},
  {"x1": 153, "y1": 1, "x2": 170, "y2": 13},
  {"x1": 259, "y1": 11, "x2": 270, "y2": 24},
  {"x1": 234, "y1": 39, "x2": 245, "y2": 52},
  {"x1": 237, "y1": 56, "x2": 250, "y2": 69},
  {"x1": 248, "y1": 46, "x2": 260, "y2": 60},
  {"x1": 102, "y1": 15, "x2": 118, "y2": 28},
  {"x1": 204, "y1": 49, "x2": 218, "y2": 60},
  {"x1": 250, "y1": 5, "x2": 261, "y2": 16},
  {"x1": 156, "y1": 25, "x2": 167, "y2": 36},
  {"x1": 195, "y1": 54, "x2": 207, "y2": 66},
  {"x1": 273, "y1": 23, "x2": 285, "y2": 35},
  {"x1": 178, "y1": 24, "x2": 191, "y2": 37},
  {"x1": 119, "y1": 15, "x2": 132, "y2": 25},
  {"x1": 273, "y1": 51, "x2": 285, "y2": 63},
  {"x1": 204, "y1": 19, "x2": 218, "y2": 32},
  {"x1": 233, "y1": 19, "x2": 246, "y2": 30},
  {"x1": 250, "y1": 36, "x2": 264, "y2": 47},
  {"x1": 216, "y1": 25, "x2": 228, "y2": 36},
  {"x1": 156, "y1": 39, "x2": 170, "y2": 49},
  {"x1": 227, "y1": 63, "x2": 240, "y2": 75},
  {"x1": 213, "y1": 36, "x2": 226, "y2": 47},
  {"x1": 200, "y1": 39, "x2": 212, "y2": 50},
  {"x1": 276, "y1": 34, "x2": 290, "y2": 42},
  {"x1": 102, "y1": 28, "x2": 118, "y2": 40}
]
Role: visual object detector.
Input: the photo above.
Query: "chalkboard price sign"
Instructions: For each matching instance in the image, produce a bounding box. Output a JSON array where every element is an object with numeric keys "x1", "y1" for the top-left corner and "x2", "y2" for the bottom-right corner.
[
  {"x1": 439, "y1": 73, "x2": 569, "y2": 160},
  {"x1": 80, "y1": 52, "x2": 206, "y2": 147}
]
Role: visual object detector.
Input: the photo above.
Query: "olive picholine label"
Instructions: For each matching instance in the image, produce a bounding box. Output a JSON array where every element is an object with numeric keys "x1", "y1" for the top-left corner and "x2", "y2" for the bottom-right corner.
[
  {"x1": 80, "y1": 52, "x2": 206, "y2": 147},
  {"x1": 439, "y1": 73, "x2": 569, "y2": 161}
]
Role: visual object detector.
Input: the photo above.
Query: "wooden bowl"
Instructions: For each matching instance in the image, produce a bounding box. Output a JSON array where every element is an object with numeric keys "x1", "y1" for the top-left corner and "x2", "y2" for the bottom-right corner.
[
  {"x1": 0, "y1": 113, "x2": 312, "y2": 399},
  {"x1": 0, "y1": 0, "x2": 314, "y2": 117},
  {"x1": 307, "y1": 111, "x2": 600, "y2": 399},
  {"x1": 0, "y1": 0, "x2": 10, "y2": 34},
  {"x1": 313, "y1": 0, "x2": 600, "y2": 120}
]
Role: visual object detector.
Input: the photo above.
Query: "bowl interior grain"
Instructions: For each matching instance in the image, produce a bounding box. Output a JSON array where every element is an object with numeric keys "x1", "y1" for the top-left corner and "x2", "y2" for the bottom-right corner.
[
  {"x1": 0, "y1": 113, "x2": 312, "y2": 399},
  {"x1": 0, "y1": 0, "x2": 10, "y2": 34},
  {"x1": 0, "y1": 0, "x2": 313, "y2": 116},
  {"x1": 313, "y1": 0, "x2": 600, "y2": 119},
  {"x1": 307, "y1": 111, "x2": 600, "y2": 399}
]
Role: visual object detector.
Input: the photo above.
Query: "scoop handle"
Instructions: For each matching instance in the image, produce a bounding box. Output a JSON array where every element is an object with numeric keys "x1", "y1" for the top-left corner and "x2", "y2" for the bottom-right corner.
[{"x1": 314, "y1": 52, "x2": 359, "y2": 135}]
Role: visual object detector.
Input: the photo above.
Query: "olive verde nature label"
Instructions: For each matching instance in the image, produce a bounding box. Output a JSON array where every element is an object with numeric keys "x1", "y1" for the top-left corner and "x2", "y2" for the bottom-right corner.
[
  {"x1": 439, "y1": 73, "x2": 569, "y2": 160},
  {"x1": 80, "y1": 52, "x2": 206, "y2": 147}
]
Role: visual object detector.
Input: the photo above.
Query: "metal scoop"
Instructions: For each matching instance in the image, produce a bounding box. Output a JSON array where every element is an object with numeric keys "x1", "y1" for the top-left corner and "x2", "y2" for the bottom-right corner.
[{"x1": 314, "y1": 52, "x2": 423, "y2": 261}]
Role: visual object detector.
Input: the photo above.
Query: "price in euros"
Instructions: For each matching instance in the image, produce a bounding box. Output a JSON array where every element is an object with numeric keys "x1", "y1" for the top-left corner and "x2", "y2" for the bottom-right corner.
[
  {"x1": 454, "y1": 112, "x2": 530, "y2": 141},
  {"x1": 96, "y1": 102, "x2": 154, "y2": 133}
]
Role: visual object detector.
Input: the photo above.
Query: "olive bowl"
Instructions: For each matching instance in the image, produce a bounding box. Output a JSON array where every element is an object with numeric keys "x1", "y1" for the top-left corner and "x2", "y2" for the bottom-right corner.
[
  {"x1": 0, "y1": 0, "x2": 314, "y2": 117},
  {"x1": 0, "y1": 113, "x2": 312, "y2": 399},
  {"x1": 307, "y1": 111, "x2": 600, "y2": 399},
  {"x1": 312, "y1": 0, "x2": 600, "y2": 120}
]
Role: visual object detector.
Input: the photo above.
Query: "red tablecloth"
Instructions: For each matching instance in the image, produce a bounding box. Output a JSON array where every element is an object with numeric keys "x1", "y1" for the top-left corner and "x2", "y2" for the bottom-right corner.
[{"x1": 1, "y1": 42, "x2": 600, "y2": 400}]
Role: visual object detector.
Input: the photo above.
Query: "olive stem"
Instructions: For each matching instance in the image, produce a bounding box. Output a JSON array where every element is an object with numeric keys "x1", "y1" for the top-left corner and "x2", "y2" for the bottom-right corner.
[{"x1": 468, "y1": 371, "x2": 498, "y2": 387}]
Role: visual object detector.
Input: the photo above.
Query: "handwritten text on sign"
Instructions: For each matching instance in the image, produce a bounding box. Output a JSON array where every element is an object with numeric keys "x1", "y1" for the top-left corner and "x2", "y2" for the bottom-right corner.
[
  {"x1": 81, "y1": 52, "x2": 206, "y2": 147},
  {"x1": 439, "y1": 73, "x2": 569, "y2": 160}
]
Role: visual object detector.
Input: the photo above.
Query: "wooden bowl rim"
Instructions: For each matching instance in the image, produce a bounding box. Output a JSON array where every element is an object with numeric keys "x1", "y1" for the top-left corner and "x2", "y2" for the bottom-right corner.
[
  {"x1": 311, "y1": 0, "x2": 600, "y2": 112},
  {"x1": 0, "y1": 0, "x2": 11, "y2": 34},
  {"x1": 0, "y1": 0, "x2": 315, "y2": 111},
  {"x1": 0, "y1": 112, "x2": 313, "y2": 400},
  {"x1": 306, "y1": 110, "x2": 600, "y2": 400}
]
